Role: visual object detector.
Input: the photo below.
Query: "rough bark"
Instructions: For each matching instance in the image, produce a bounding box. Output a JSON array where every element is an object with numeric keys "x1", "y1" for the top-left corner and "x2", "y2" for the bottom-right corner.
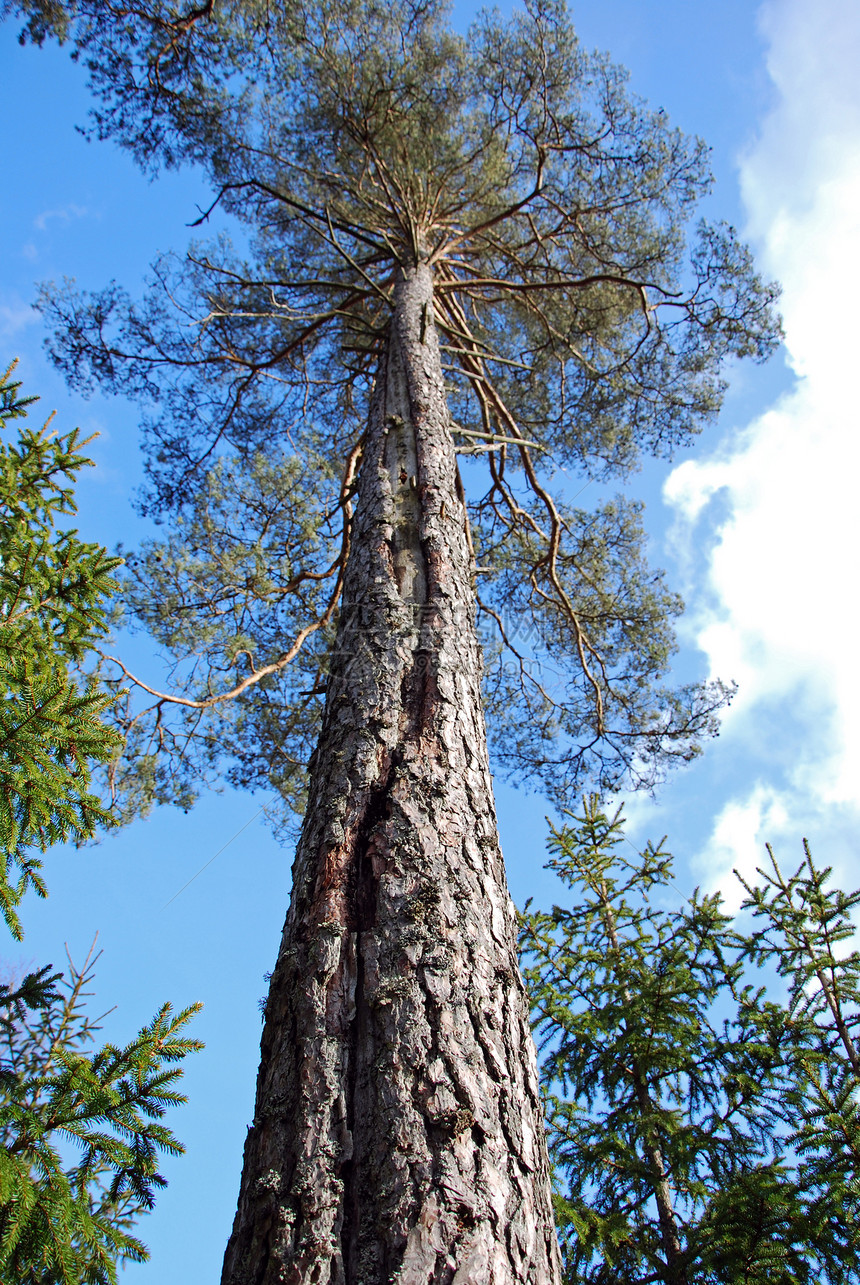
[{"x1": 221, "y1": 261, "x2": 562, "y2": 1285}]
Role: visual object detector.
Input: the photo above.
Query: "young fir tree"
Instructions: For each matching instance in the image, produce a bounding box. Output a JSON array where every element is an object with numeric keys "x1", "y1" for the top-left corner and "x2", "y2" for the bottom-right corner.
[
  {"x1": 738, "y1": 844, "x2": 860, "y2": 1257},
  {"x1": 0, "y1": 946, "x2": 203, "y2": 1285},
  {"x1": 0, "y1": 363, "x2": 203, "y2": 1282},
  {"x1": 519, "y1": 799, "x2": 859, "y2": 1284},
  {"x1": 4, "y1": 2, "x2": 782, "y2": 1279}
]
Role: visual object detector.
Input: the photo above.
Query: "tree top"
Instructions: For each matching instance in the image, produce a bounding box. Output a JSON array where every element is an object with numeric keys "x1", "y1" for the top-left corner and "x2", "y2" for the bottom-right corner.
[{"x1": 6, "y1": 0, "x2": 783, "y2": 818}]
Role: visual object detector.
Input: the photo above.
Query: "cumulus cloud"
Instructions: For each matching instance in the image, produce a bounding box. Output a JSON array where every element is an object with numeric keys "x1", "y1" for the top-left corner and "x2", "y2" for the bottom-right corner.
[
  {"x1": 688, "y1": 785, "x2": 790, "y2": 913},
  {"x1": 664, "y1": 0, "x2": 860, "y2": 892}
]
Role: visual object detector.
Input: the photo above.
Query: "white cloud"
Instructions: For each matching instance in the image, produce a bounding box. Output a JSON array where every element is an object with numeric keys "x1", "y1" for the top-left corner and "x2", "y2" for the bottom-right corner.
[
  {"x1": 33, "y1": 203, "x2": 91, "y2": 232},
  {"x1": 664, "y1": 0, "x2": 860, "y2": 890},
  {"x1": 691, "y1": 784, "x2": 790, "y2": 912}
]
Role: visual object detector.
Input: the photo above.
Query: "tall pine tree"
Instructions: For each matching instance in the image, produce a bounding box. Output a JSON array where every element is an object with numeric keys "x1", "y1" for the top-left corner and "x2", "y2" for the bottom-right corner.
[{"x1": 5, "y1": 2, "x2": 781, "y2": 1278}]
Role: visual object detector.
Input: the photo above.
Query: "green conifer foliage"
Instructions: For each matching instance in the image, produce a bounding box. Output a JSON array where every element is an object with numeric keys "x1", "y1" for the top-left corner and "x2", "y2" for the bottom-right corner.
[
  {"x1": 738, "y1": 845, "x2": 860, "y2": 1263},
  {"x1": 0, "y1": 945, "x2": 203, "y2": 1285},
  {"x1": 0, "y1": 361, "x2": 122, "y2": 937},
  {"x1": 0, "y1": 363, "x2": 203, "y2": 1280},
  {"x1": 3, "y1": 0, "x2": 782, "y2": 823},
  {"x1": 520, "y1": 800, "x2": 858, "y2": 1284}
]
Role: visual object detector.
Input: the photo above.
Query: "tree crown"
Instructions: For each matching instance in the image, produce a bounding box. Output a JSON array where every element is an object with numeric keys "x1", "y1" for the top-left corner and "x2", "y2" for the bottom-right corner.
[{"x1": 6, "y1": 0, "x2": 782, "y2": 823}]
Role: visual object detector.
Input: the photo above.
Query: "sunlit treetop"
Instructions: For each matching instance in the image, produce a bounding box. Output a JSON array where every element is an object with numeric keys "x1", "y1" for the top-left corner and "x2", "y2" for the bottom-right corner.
[{"x1": 6, "y1": 0, "x2": 783, "y2": 824}]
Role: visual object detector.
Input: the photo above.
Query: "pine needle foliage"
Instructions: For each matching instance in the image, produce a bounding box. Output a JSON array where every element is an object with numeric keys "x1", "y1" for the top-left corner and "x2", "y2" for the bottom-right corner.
[
  {"x1": 0, "y1": 361, "x2": 122, "y2": 937},
  {"x1": 2, "y1": 0, "x2": 781, "y2": 825},
  {"x1": 520, "y1": 799, "x2": 860, "y2": 1284},
  {"x1": 0, "y1": 944, "x2": 203, "y2": 1285}
]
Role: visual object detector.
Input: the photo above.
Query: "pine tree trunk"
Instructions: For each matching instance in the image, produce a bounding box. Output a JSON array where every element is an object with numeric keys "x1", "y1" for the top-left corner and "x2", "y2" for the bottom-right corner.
[{"x1": 221, "y1": 261, "x2": 562, "y2": 1285}]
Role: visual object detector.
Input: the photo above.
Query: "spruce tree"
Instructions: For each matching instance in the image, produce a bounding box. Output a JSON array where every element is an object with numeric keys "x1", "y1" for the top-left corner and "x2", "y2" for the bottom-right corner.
[
  {"x1": 0, "y1": 363, "x2": 203, "y2": 1282},
  {"x1": 0, "y1": 947, "x2": 202, "y2": 1285},
  {"x1": 738, "y1": 844, "x2": 860, "y2": 1256},
  {"x1": 4, "y1": 2, "x2": 782, "y2": 1278},
  {"x1": 520, "y1": 800, "x2": 859, "y2": 1283},
  {"x1": 0, "y1": 362, "x2": 121, "y2": 937}
]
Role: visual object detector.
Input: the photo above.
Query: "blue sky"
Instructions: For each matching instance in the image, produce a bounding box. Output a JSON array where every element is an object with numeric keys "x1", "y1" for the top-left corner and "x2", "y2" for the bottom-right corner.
[{"x1": 2, "y1": 0, "x2": 859, "y2": 1278}]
